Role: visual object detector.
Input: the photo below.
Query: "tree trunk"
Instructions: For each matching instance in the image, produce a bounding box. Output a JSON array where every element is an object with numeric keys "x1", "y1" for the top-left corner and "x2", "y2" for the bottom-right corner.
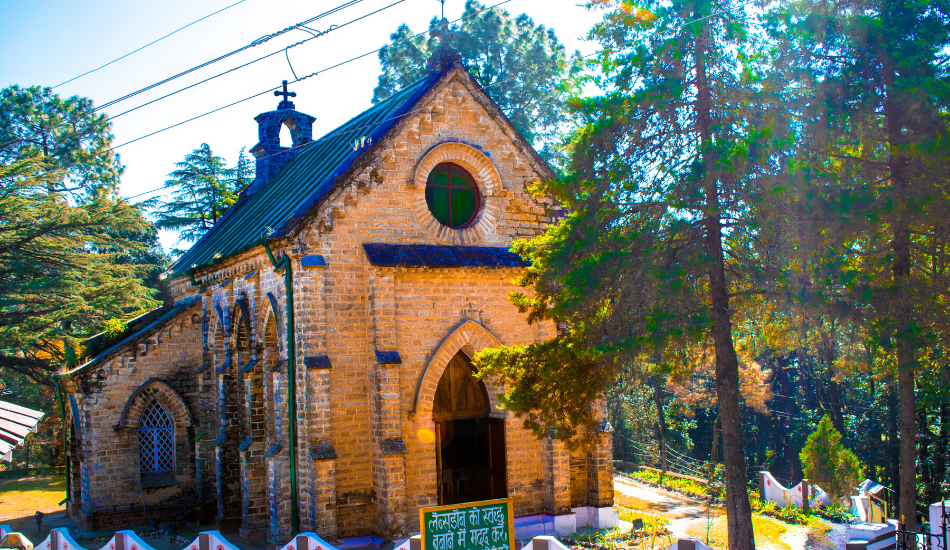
[
  {"x1": 882, "y1": 47, "x2": 917, "y2": 527},
  {"x1": 938, "y1": 403, "x2": 948, "y2": 499},
  {"x1": 829, "y1": 378, "x2": 845, "y2": 435},
  {"x1": 693, "y1": 22, "x2": 755, "y2": 550},
  {"x1": 709, "y1": 414, "x2": 721, "y2": 483},
  {"x1": 919, "y1": 407, "x2": 934, "y2": 507},
  {"x1": 654, "y1": 376, "x2": 668, "y2": 474},
  {"x1": 887, "y1": 378, "x2": 900, "y2": 513}
]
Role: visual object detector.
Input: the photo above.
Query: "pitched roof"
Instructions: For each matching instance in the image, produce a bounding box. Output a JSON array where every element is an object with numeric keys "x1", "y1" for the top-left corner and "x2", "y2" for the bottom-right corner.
[
  {"x1": 67, "y1": 297, "x2": 202, "y2": 376},
  {"x1": 170, "y1": 69, "x2": 444, "y2": 276},
  {"x1": 0, "y1": 400, "x2": 43, "y2": 460}
]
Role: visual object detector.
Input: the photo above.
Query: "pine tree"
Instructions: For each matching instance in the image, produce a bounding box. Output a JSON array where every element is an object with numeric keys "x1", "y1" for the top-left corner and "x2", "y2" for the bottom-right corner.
[
  {"x1": 474, "y1": 0, "x2": 779, "y2": 546},
  {"x1": 0, "y1": 85, "x2": 122, "y2": 199},
  {"x1": 152, "y1": 143, "x2": 240, "y2": 250},
  {"x1": 373, "y1": 0, "x2": 580, "y2": 161},
  {"x1": 0, "y1": 156, "x2": 160, "y2": 382},
  {"x1": 800, "y1": 415, "x2": 863, "y2": 502},
  {"x1": 765, "y1": 0, "x2": 950, "y2": 523}
]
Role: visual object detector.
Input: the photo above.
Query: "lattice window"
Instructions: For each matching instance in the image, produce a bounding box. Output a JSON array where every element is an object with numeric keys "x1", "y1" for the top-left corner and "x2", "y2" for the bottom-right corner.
[{"x1": 138, "y1": 402, "x2": 174, "y2": 473}]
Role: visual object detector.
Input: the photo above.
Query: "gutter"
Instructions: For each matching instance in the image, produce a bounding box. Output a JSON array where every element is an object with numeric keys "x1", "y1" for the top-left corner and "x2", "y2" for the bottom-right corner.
[
  {"x1": 261, "y1": 239, "x2": 300, "y2": 535},
  {"x1": 54, "y1": 374, "x2": 71, "y2": 507}
]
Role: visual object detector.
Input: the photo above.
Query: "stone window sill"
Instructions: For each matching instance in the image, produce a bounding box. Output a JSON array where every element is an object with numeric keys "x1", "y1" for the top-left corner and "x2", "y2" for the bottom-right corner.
[{"x1": 141, "y1": 471, "x2": 177, "y2": 488}]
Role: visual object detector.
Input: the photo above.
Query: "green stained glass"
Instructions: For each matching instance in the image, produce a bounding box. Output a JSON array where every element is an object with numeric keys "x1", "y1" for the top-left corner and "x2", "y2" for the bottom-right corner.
[
  {"x1": 427, "y1": 186, "x2": 451, "y2": 226},
  {"x1": 425, "y1": 163, "x2": 481, "y2": 228},
  {"x1": 451, "y1": 189, "x2": 477, "y2": 224}
]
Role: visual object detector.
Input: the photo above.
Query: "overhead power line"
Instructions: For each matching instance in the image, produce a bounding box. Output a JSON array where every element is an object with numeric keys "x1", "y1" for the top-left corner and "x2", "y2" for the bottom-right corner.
[
  {"x1": 0, "y1": 0, "x2": 401, "y2": 152},
  {"x1": 107, "y1": 0, "x2": 406, "y2": 121},
  {"x1": 54, "y1": 0, "x2": 250, "y2": 89},
  {"x1": 95, "y1": 0, "x2": 367, "y2": 111},
  {"x1": 107, "y1": 0, "x2": 514, "y2": 151}
]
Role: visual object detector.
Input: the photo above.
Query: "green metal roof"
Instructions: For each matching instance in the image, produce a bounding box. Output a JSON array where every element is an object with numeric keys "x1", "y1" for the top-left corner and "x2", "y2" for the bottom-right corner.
[{"x1": 170, "y1": 70, "x2": 443, "y2": 276}]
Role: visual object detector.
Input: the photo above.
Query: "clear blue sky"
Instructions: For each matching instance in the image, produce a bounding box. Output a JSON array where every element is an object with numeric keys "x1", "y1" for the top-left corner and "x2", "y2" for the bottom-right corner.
[{"x1": 1, "y1": 0, "x2": 603, "y2": 252}]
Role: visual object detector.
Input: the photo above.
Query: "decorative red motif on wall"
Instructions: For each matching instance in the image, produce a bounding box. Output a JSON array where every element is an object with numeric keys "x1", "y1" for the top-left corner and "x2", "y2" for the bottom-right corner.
[
  {"x1": 110, "y1": 543, "x2": 115, "y2": 550},
  {"x1": 218, "y1": 544, "x2": 225, "y2": 550}
]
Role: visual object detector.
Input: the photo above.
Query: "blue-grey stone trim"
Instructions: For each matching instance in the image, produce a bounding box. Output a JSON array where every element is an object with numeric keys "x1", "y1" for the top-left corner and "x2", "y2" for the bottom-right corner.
[{"x1": 376, "y1": 350, "x2": 401, "y2": 364}]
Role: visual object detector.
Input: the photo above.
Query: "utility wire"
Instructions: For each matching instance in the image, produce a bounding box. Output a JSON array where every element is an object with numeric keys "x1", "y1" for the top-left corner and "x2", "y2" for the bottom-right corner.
[
  {"x1": 0, "y1": 0, "x2": 399, "y2": 153},
  {"x1": 107, "y1": 0, "x2": 514, "y2": 152},
  {"x1": 107, "y1": 0, "x2": 406, "y2": 121},
  {"x1": 95, "y1": 0, "x2": 366, "y2": 111},
  {"x1": 54, "y1": 0, "x2": 250, "y2": 89},
  {"x1": 111, "y1": 0, "x2": 519, "y2": 202}
]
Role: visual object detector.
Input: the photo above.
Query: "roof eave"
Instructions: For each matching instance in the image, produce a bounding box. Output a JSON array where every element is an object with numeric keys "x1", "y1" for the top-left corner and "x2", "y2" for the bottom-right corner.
[{"x1": 63, "y1": 297, "x2": 202, "y2": 378}]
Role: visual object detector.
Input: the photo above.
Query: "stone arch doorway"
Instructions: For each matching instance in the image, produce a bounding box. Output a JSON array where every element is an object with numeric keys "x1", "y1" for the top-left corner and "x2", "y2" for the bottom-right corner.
[{"x1": 433, "y1": 351, "x2": 507, "y2": 505}]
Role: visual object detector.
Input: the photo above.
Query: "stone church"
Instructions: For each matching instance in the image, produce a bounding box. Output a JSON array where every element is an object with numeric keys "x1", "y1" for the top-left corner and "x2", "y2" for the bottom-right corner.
[{"x1": 58, "y1": 54, "x2": 615, "y2": 548}]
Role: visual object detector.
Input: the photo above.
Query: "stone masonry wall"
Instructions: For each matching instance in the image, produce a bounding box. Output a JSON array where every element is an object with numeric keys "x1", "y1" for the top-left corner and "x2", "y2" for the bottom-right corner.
[
  {"x1": 65, "y1": 303, "x2": 204, "y2": 526},
  {"x1": 287, "y1": 69, "x2": 564, "y2": 537},
  {"x1": 155, "y1": 66, "x2": 614, "y2": 541}
]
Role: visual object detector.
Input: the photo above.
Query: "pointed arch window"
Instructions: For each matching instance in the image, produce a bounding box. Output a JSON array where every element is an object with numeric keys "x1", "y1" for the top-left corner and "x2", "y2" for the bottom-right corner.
[{"x1": 138, "y1": 402, "x2": 174, "y2": 474}]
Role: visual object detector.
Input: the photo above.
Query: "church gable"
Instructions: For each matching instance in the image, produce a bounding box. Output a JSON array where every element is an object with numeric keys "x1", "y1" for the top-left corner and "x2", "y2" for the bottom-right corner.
[{"x1": 293, "y1": 66, "x2": 559, "y2": 251}]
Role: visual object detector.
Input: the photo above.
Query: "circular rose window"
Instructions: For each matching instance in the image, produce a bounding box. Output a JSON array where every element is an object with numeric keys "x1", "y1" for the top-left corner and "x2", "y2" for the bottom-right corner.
[{"x1": 425, "y1": 163, "x2": 480, "y2": 228}]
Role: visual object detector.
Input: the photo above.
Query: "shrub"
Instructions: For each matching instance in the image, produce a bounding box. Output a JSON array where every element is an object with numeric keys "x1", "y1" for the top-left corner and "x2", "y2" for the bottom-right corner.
[
  {"x1": 627, "y1": 468, "x2": 710, "y2": 497},
  {"x1": 800, "y1": 416, "x2": 863, "y2": 502},
  {"x1": 103, "y1": 318, "x2": 128, "y2": 340}
]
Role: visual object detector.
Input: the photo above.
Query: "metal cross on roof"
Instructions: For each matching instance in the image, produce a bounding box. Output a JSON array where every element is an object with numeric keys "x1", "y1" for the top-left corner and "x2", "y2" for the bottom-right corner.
[{"x1": 275, "y1": 80, "x2": 297, "y2": 103}]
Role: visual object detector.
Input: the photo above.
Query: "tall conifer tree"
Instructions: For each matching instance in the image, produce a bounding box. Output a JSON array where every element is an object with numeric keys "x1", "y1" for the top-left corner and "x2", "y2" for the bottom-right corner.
[
  {"x1": 475, "y1": 0, "x2": 778, "y2": 547},
  {"x1": 765, "y1": 0, "x2": 950, "y2": 523},
  {"x1": 152, "y1": 143, "x2": 241, "y2": 250}
]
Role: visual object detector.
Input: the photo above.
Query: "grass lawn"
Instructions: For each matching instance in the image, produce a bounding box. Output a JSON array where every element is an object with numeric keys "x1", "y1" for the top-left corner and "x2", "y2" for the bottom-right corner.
[
  {"x1": 0, "y1": 475, "x2": 66, "y2": 528},
  {"x1": 686, "y1": 515, "x2": 792, "y2": 550}
]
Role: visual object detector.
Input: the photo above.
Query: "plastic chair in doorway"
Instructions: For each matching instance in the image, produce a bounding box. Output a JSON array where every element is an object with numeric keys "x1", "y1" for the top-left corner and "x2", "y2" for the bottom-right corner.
[{"x1": 456, "y1": 467, "x2": 471, "y2": 494}]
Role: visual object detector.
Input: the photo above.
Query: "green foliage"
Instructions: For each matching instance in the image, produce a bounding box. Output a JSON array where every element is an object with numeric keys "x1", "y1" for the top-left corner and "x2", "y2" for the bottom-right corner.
[
  {"x1": 627, "y1": 468, "x2": 710, "y2": 497},
  {"x1": 749, "y1": 490, "x2": 856, "y2": 525},
  {"x1": 762, "y1": 0, "x2": 950, "y2": 521},
  {"x1": 800, "y1": 415, "x2": 863, "y2": 501},
  {"x1": 150, "y1": 143, "x2": 248, "y2": 251},
  {"x1": 0, "y1": 85, "x2": 122, "y2": 198},
  {"x1": 812, "y1": 504, "x2": 858, "y2": 524},
  {"x1": 0, "y1": 155, "x2": 159, "y2": 382},
  {"x1": 102, "y1": 318, "x2": 128, "y2": 340},
  {"x1": 474, "y1": 333, "x2": 608, "y2": 442},
  {"x1": 0, "y1": 85, "x2": 163, "y2": 383},
  {"x1": 373, "y1": 0, "x2": 580, "y2": 161},
  {"x1": 475, "y1": 0, "x2": 774, "y2": 442}
]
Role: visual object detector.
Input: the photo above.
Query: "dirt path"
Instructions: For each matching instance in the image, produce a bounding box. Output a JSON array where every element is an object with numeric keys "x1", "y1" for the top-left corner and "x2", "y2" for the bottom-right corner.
[
  {"x1": 613, "y1": 475, "x2": 846, "y2": 550},
  {"x1": 614, "y1": 475, "x2": 716, "y2": 541}
]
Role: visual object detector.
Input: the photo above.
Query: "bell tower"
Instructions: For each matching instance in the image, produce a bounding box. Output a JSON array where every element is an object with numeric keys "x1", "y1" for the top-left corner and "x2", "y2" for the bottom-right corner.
[{"x1": 247, "y1": 80, "x2": 316, "y2": 194}]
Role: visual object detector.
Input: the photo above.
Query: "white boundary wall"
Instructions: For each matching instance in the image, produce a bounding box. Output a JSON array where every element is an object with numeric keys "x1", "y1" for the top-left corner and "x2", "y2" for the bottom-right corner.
[{"x1": 758, "y1": 471, "x2": 832, "y2": 508}]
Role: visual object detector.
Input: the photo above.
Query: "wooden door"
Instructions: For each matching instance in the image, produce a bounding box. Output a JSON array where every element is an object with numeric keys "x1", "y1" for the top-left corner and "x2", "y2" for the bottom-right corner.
[
  {"x1": 486, "y1": 418, "x2": 507, "y2": 499},
  {"x1": 436, "y1": 421, "x2": 444, "y2": 505}
]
